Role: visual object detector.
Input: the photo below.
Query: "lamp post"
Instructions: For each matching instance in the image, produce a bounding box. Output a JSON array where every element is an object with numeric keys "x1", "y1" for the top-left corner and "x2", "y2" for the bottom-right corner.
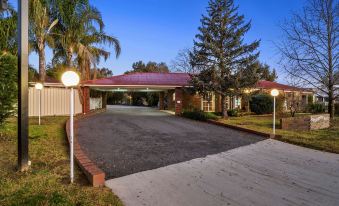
[
  {"x1": 270, "y1": 89, "x2": 279, "y2": 134},
  {"x1": 61, "y1": 71, "x2": 80, "y2": 183},
  {"x1": 244, "y1": 89, "x2": 250, "y2": 113},
  {"x1": 17, "y1": 0, "x2": 29, "y2": 172},
  {"x1": 35, "y1": 83, "x2": 43, "y2": 125}
]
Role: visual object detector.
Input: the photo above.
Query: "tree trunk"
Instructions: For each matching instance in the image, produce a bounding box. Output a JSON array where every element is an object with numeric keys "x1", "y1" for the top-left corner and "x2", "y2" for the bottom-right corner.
[
  {"x1": 93, "y1": 68, "x2": 97, "y2": 80},
  {"x1": 328, "y1": 87, "x2": 335, "y2": 120},
  {"x1": 66, "y1": 49, "x2": 72, "y2": 67},
  {"x1": 38, "y1": 46, "x2": 46, "y2": 82},
  {"x1": 221, "y1": 94, "x2": 228, "y2": 118}
]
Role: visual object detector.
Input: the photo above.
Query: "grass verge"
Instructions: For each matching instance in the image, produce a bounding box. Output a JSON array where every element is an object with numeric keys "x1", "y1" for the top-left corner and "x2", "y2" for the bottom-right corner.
[
  {"x1": 0, "y1": 117, "x2": 123, "y2": 206},
  {"x1": 219, "y1": 115, "x2": 339, "y2": 154}
]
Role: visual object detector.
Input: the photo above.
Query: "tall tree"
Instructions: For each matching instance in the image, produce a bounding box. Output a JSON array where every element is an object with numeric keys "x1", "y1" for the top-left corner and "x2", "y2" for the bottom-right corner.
[
  {"x1": 29, "y1": 0, "x2": 58, "y2": 82},
  {"x1": 170, "y1": 48, "x2": 195, "y2": 73},
  {"x1": 91, "y1": 67, "x2": 113, "y2": 79},
  {"x1": 191, "y1": 0, "x2": 260, "y2": 118},
  {"x1": 0, "y1": 4, "x2": 17, "y2": 54},
  {"x1": 125, "y1": 61, "x2": 170, "y2": 74},
  {"x1": 279, "y1": 0, "x2": 338, "y2": 119},
  {"x1": 252, "y1": 61, "x2": 278, "y2": 81}
]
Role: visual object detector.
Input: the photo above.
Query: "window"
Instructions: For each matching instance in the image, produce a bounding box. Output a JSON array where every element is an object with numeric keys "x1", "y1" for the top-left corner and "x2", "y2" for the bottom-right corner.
[{"x1": 201, "y1": 93, "x2": 215, "y2": 112}]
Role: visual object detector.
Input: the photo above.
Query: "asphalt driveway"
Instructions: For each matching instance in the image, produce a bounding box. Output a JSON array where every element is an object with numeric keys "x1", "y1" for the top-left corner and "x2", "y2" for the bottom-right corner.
[{"x1": 77, "y1": 105, "x2": 264, "y2": 178}]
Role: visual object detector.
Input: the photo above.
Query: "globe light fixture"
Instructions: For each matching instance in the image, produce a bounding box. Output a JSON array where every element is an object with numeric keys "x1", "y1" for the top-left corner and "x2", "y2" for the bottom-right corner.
[
  {"x1": 270, "y1": 89, "x2": 279, "y2": 135},
  {"x1": 35, "y1": 82, "x2": 43, "y2": 90},
  {"x1": 61, "y1": 71, "x2": 80, "y2": 87},
  {"x1": 35, "y1": 83, "x2": 44, "y2": 125},
  {"x1": 271, "y1": 89, "x2": 279, "y2": 97},
  {"x1": 61, "y1": 70, "x2": 80, "y2": 184}
]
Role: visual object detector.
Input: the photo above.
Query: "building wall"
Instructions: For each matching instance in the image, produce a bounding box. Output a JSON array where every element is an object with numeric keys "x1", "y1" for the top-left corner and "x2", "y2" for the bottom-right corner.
[
  {"x1": 183, "y1": 92, "x2": 202, "y2": 111},
  {"x1": 181, "y1": 92, "x2": 241, "y2": 112},
  {"x1": 29, "y1": 87, "x2": 82, "y2": 117}
]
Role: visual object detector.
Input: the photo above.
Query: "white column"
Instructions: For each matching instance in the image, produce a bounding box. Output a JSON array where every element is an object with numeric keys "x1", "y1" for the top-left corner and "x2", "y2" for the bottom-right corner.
[
  {"x1": 38, "y1": 89, "x2": 41, "y2": 125},
  {"x1": 273, "y1": 96, "x2": 276, "y2": 134},
  {"x1": 70, "y1": 88, "x2": 74, "y2": 183}
]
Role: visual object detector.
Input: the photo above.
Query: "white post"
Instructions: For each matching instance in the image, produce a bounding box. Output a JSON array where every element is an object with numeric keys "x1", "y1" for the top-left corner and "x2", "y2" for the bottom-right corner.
[
  {"x1": 70, "y1": 87, "x2": 74, "y2": 183},
  {"x1": 273, "y1": 96, "x2": 276, "y2": 135},
  {"x1": 38, "y1": 89, "x2": 41, "y2": 125}
]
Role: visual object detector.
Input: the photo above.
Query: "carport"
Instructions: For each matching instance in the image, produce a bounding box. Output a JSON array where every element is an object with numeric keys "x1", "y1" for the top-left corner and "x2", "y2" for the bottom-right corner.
[{"x1": 80, "y1": 72, "x2": 191, "y2": 115}]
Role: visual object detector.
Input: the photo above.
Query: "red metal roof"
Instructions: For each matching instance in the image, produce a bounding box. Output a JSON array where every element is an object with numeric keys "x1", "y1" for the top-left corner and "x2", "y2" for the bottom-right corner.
[
  {"x1": 82, "y1": 72, "x2": 309, "y2": 92},
  {"x1": 256, "y1": 80, "x2": 305, "y2": 91},
  {"x1": 82, "y1": 72, "x2": 191, "y2": 86}
]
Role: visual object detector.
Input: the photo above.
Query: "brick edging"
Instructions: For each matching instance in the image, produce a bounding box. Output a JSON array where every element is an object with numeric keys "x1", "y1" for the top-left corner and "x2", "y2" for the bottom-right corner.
[
  {"x1": 206, "y1": 120, "x2": 282, "y2": 139},
  {"x1": 65, "y1": 108, "x2": 107, "y2": 187}
]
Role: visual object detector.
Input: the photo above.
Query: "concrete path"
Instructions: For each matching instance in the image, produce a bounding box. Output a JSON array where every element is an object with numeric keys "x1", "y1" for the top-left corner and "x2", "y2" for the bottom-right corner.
[
  {"x1": 106, "y1": 139, "x2": 339, "y2": 206},
  {"x1": 77, "y1": 105, "x2": 264, "y2": 178}
]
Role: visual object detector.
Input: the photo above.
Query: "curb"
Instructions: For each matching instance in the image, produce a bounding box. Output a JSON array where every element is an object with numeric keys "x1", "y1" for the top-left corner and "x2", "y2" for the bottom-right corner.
[
  {"x1": 206, "y1": 119, "x2": 282, "y2": 139},
  {"x1": 65, "y1": 108, "x2": 107, "y2": 187}
]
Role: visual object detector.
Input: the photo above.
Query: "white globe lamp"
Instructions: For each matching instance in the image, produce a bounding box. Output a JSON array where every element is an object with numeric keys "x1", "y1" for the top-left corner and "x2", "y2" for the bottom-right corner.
[
  {"x1": 61, "y1": 70, "x2": 80, "y2": 184},
  {"x1": 61, "y1": 71, "x2": 80, "y2": 87},
  {"x1": 270, "y1": 89, "x2": 279, "y2": 135}
]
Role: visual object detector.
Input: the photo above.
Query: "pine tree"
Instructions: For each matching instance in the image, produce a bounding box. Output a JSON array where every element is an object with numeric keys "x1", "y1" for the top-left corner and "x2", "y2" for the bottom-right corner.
[{"x1": 191, "y1": 0, "x2": 260, "y2": 118}]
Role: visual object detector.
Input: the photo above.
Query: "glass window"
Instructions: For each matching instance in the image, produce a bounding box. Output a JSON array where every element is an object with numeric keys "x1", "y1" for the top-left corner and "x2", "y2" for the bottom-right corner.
[{"x1": 202, "y1": 93, "x2": 215, "y2": 112}]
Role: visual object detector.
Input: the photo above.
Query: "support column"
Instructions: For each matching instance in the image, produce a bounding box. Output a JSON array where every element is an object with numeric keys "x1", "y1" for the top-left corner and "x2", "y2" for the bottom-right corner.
[
  {"x1": 102, "y1": 92, "x2": 107, "y2": 109},
  {"x1": 159, "y1": 92, "x2": 165, "y2": 110},
  {"x1": 175, "y1": 88, "x2": 183, "y2": 115},
  {"x1": 82, "y1": 87, "x2": 90, "y2": 114}
]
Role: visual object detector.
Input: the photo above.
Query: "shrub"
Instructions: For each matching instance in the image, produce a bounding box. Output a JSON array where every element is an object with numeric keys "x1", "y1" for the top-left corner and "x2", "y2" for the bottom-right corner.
[
  {"x1": 249, "y1": 94, "x2": 273, "y2": 115},
  {"x1": 307, "y1": 103, "x2": 326, "y2": 114},
  {"x1": 0, "y1": 53, "x2": 18, "y2": 126},
  {"x1": 182, "y1": 110, "x2": 218, "y2": 121},
  {"x1": 227, "y1": 109, "x2": 239, "y2": 117}
]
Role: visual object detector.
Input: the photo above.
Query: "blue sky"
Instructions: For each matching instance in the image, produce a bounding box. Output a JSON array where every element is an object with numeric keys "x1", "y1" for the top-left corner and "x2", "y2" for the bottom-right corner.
[{"x1": 27, "y1": 0, "x2": 306, "y2": 82}]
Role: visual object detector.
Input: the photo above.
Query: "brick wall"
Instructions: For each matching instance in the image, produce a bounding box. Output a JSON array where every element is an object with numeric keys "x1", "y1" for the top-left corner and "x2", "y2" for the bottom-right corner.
[
  {"x1": 280, "y1": 114, "x2": 330, "y2": 131},
  {"x1": 82, "y1": 87, "x2": 90, "y2": 114},
  {"x1": 175, "y1": 88, "x2": 183, "y2": 115},
  {"x1": 167, "y1": 90, "x2": 175, "y2": 111},
  {"x1": 183, "y1": 92, "x2": 202, "y2": 111}
]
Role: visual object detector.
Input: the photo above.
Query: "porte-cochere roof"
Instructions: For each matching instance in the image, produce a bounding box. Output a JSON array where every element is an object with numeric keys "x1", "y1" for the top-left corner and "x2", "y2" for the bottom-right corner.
[{"x1": 82, "y1": 72, "x2": 191, "y2": 87}]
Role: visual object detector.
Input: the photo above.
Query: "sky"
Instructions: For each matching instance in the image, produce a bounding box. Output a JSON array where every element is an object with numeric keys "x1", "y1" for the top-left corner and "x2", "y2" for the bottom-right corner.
[{"x1": 27, "y1": 0, "x2": 307, "y2": 82}]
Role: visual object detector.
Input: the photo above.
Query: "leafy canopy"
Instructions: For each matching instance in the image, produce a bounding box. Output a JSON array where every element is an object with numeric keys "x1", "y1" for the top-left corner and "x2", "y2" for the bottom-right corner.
[
  {"x1": 125, "y1": 61, "x2": 170, "y2": 74},
  {"x1": 0, "y1": 52, "x2": 18, "y2": 125}
]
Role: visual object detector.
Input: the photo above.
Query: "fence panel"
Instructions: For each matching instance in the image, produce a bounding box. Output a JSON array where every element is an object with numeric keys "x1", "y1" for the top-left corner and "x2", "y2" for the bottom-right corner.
[{"x1": 29, "y1": 87, "x2": 82, "y2": 117}]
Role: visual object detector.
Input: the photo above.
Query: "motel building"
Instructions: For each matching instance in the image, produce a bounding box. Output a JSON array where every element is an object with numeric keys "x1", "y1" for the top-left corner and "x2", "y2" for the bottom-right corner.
[{"x1": 29, "y1": 72, "x2": 314, "y2": 117}]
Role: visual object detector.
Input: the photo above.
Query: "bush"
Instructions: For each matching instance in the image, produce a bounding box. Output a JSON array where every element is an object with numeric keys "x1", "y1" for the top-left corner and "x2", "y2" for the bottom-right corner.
[
  {"x1": 0, "y1": 53, "x2": 17, "y2": 126},
  {"x1": 182, "y1": 110, "x2": 218, "y2": 121},
  {"x1": 227, "y1": 109, "x2": 239, "y2": 117},
  {"x1": 250, "y1": 94, "x2": 273, "y2": 115},
  {"x1": 307, "y1": 103, "x2": 326, "y2": 114}
]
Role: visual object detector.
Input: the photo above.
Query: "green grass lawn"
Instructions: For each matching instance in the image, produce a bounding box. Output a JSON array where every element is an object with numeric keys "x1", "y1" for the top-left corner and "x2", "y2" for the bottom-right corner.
[
  {"x1": 219, "y1": 115, "x2": 339, "y2": 154},
  {"x1": 0, "y1": 117, "x2": 123, "y2": 206}
]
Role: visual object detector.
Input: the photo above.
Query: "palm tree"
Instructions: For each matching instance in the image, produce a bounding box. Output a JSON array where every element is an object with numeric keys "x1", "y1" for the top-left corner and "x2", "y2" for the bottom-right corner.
[
  {"x1": 0, "y1": 4, "x2": 17, "y2": 54},
  {"x1": 77, "y1": 30, "x2": 121, "y2": 80},
  {"x1": 29, "y1": 0, "x2": 58, "y2": 82},
  {"x1": 50, "y1": 0, "x2": 120, "y2": 80}
]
